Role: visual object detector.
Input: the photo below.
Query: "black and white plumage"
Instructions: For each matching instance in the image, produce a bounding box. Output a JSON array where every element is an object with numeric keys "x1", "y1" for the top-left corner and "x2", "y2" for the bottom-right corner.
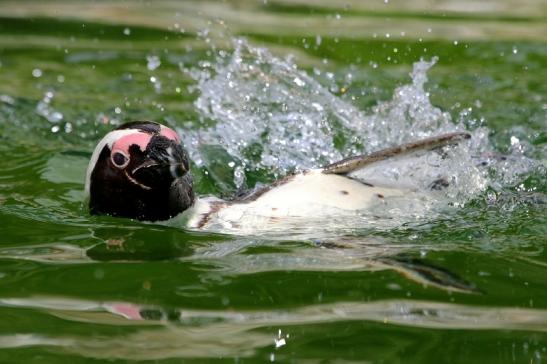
[
  {"x1": 85, "y1": 121, "x2": 194, "y2": 221},
  {"x1": 86, "y1": 121, "x2": 470, "y2": 232}
]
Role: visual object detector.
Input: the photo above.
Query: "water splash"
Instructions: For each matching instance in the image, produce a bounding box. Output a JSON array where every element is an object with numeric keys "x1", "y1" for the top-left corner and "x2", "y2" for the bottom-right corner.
[
  {"x1": 36, "y1": 90, "x2": 64, "y2": 124},
  {"x1": 184, "y1": 39, "x2": 540, "y2": 186},
  {"x1": 181, "y1": 37, "x2": 540, "y2": 230},
  {"x1": 184, "y1": 38, "x2": 370, "y2": 173},
  {"x1": 185, "y1": 40, "x2": 465, "y2": 168}
]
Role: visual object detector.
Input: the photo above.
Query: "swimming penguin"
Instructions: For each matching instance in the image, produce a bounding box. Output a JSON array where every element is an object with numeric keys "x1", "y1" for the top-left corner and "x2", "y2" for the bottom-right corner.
[{"x1": 85, "y1": 121, "x2": 470, "y2": 233}]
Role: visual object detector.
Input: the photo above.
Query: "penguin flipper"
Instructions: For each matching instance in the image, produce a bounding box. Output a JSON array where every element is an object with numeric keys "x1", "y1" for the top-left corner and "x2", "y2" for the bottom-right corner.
[{"x1": 322, "y1": 132, "x2": 470, "y2": 175}]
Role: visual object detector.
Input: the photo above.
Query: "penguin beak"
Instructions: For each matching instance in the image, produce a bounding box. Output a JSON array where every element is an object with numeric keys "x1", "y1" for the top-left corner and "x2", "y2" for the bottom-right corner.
[
  {"x1": 130, "y1": 140, "x2": 190, "y2": 189},
  {"x1": 131, "y1": 159, "x2": 188, "y2": 179},
  {"x1": 131, "y1": 158, "x2": 187, "y2": 179}
]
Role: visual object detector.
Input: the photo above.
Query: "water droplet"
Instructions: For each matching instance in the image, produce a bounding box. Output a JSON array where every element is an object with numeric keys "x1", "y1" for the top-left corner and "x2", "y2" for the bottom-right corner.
[
  {"x1": 32, "y1": 68, "x2": 42, "y2": 78},
  {"x1": 234, "y1": 165, "x2": 245, "y2": 188},
  {"x1": 293, "y1": 77, "x2": 305, "y2": 87},
  {"x1": 123, "y1": 27, "x2": 131, "y2": 36},
  {"x1": 36, "y1": 91, "x2": 63, "y2": 123},
  {"x1": 50, "y1": 112, "x2": 63, "y2": 122},
  {"x1": 512, "y1": 46, "x2": 518, "y2": 54},
  {"x1": 275, "y1": 337, "x2": 286, "y2": 348},
  {"x1": 311, "y1": 103, "x2": 323, "y2": 111},
  {"x1": 64, "y1": 122, "x2": 73, "y2": 133},
  {"x1": 146, "y1": 55, "x2": 161, "y2": 71},
  {"x1": 0, "y1": 94, "x2": 15, "y2": 105}
]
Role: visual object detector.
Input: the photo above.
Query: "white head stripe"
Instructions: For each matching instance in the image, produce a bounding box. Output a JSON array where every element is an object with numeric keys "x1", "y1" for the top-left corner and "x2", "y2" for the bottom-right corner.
[{"x1": 84, "y1": 129, "x2": 143, "y2": 198}]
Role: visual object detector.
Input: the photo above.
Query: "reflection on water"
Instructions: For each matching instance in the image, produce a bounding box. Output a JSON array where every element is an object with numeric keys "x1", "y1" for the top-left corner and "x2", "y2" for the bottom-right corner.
[
  {"x1": 1, "y1": 296, "x2": 546, "y2": 360},
  {"x1": 0, "y1": 237, "x2": 477, "y2": 293},
  {"x1": 0, "y1": 0, "x2": 545, "y2": 42}
]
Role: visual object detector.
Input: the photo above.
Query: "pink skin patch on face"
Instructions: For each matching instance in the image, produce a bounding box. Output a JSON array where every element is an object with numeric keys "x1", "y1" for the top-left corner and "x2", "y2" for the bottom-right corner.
[
  {"x1": 159, "y1": 126, "x2": 180, "y2": 143},
  {"x1": 111, "y1": 132, "x2": 152, "y2": 157}
]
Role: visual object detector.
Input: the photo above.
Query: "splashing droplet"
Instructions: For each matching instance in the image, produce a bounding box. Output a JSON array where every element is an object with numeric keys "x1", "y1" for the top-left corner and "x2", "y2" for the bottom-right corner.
[
  {"x1": 146, "y1": 55, "x2": 161, "y2": 71},
  {"x1": 32, "y1": 69, "x2": 43, "y2": 78},
  {"x1": 36, "y1": 91, "x2": 63, "y2": 123}
]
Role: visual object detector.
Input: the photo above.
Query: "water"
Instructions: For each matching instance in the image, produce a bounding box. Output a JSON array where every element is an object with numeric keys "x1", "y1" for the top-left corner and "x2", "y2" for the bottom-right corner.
[{"x1": 0, "y1": 2, "x2": 546, "y2": 363}]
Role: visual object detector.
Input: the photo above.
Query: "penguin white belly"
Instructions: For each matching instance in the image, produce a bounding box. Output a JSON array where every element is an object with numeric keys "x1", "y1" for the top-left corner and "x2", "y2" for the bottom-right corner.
[
  {"x1": 235, "y1": 169, "x2": 403, "y2": 214},
  {"x1": 180, "y1": 169, "x2": 406, "y2": 233}
]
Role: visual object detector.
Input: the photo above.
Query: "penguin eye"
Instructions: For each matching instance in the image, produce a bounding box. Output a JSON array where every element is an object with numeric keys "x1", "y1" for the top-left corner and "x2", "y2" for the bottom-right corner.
[{"x1": 111, "y1": 151, "x2": 129, "y2": 168}]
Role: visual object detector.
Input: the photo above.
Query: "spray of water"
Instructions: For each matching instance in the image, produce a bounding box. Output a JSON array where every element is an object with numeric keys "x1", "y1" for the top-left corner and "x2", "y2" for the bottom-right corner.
[{"x1": 179, "y1": 37, "x2": 540, "y2": 231}]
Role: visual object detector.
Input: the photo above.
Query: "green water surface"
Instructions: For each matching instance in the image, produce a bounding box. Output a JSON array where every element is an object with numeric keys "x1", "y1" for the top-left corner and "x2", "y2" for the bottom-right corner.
[{"x1": 0, "y1": 1, "x2": 546, "y2": 363}]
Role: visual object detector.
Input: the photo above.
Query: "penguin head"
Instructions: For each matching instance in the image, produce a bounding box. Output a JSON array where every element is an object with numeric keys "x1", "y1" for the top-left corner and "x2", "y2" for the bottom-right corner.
[{"x1": 85, "y1": 121, "x2": 194, "y2": 221}]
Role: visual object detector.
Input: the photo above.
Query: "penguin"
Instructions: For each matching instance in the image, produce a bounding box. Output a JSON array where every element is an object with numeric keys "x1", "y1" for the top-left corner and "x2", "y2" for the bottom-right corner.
[{"x1": 85, "y1": 120, "x2": 470, "y2": 233}]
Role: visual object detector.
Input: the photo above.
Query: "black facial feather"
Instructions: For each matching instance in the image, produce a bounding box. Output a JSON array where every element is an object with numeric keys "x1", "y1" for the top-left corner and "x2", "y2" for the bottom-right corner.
[
  {"x1": 89, "y1": 131, "x2": 194, "y2": 221},
  {"x1": 147, "y1": 135, "x2": 173, "y2": 163}
]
